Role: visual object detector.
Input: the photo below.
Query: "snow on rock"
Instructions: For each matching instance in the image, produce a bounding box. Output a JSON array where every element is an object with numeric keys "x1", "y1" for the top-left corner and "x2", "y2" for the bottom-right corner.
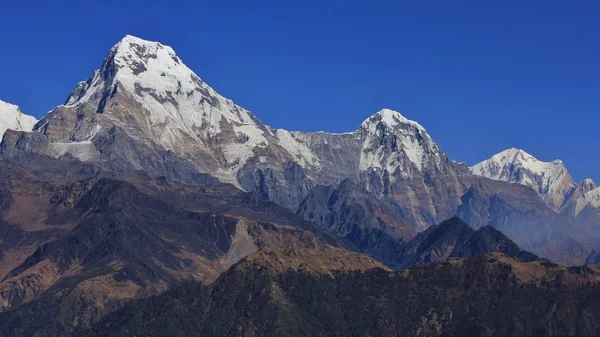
[
  {"x1": 49, "y1": 141, "x2": 100, "y2": 162},
  {"x1": 0, "y1": 100, "x2": 38, "y2": 138},
  {"x1": 470, "y1": 148, "x2": 575, "y2": 211},
  {"x1": 570, "y1": 179, "x2": 600, "y2": 215},
  {"x1": 575, "y1": 187, "x2": 600, "y2": 215},
  {"x1": 66, "y1": 35, "x2": 265, "y2": 140},
  {"x1": 275, "y1": 129, "x2": 320, "y2": 168},
  {"x1": 61, "y1": 35, "x2": 275, "y2": 177},
  {"x1": 358, "y1": 109, "x2": 441, "y2": 178},
  {"x1": 36, "y1": 36, "x2": 449, "y2": 186}
]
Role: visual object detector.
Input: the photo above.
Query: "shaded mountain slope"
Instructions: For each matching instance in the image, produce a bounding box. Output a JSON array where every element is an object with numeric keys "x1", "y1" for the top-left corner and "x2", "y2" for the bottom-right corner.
[
  {"x1": 455, "y1": 176, "x2": 597, "y2": 265},
  {"x1": 0, "y1": 155, "x2": 355, "y2": 335},
  {"x1": 297, "y1": 179, "x2": 417, "y2": 268},
  {"x1": 395, "y1": 217, "x2": 539, "y2": 269}
]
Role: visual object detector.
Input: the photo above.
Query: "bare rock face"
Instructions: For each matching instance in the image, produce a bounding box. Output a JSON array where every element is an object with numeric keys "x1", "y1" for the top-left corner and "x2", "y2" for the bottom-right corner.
[{"x1": 0, "y1": 129, "x2": 49, "y2": 158}]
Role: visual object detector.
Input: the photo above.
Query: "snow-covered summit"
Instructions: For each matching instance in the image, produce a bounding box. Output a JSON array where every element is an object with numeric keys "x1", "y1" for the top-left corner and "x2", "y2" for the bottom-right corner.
[
  {"x1": 63, "y1": 35, "x2": 261, "y2": 144},
  {"x1": 36, "y1": 35, "x2": 328, "y2": 182},
  {"x1": 0, "y1": 100, "x2": 38, "y2": 138},
  {"x1": 362, "y1": 109, "x2": 427, "y2": 132},
  {"x1": 359, "y1": 109, "x2": 442, "y2": 176},
  {"x1": 470, "y1": 148, "x2": 575, "y2": 211}
]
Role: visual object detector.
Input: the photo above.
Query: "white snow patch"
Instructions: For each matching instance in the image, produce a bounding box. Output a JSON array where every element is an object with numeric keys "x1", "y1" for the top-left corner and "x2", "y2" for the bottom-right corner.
[
  {"x1": 0, "y1": 100, "x2": 38, "y2": 138},
  {"x1": 221, "y1": 123, "x2": 269, "y2": 173},
  {"x1": 49, "y1": 141, "x2": 100, "y2": 162},
  {"x1": 275, "y1": 129, "x2": 320, "y2": 168}
]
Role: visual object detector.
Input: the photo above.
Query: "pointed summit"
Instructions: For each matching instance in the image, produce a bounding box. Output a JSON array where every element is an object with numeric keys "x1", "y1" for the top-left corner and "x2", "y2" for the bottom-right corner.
[
  {"x1": 470, "y1": 148, "x2": 575, "y2": 211},
  {"x1": 358, "y1": 108, "x2": 443, "y2": 176},
  {"x1": 107, "y1": 34, "x2": 180, "y2": 78},
  {"x1": 43, "y1": 34, "x2": 263, "y2": 150},
  {"x1": 28, "y1": 35, "x2": 276, "y2": 185}
]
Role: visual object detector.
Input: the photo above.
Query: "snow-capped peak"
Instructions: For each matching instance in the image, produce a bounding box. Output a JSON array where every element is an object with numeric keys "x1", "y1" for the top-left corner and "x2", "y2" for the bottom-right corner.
[
  {"x1": 359, "y1": 109, "x2": 442, "y2": 176},
  {"x1": 0, "y1": 100, "x2": 38, "y2": 138},
  {"x1": 362, "y1": 108, "x2": 426, "y2": 132},
  {"x1": 471, "y1": 148, "x2": 568, "y2": 179},
  {"x1": 110, "y1": 35, "x2": 179, "y2": 78},
  {"x1": 470, "y1": 148, "x2": 575, "y2": 211},
  {"x1": 61, "y1": 34, "x2": 265, "y2": 149}
]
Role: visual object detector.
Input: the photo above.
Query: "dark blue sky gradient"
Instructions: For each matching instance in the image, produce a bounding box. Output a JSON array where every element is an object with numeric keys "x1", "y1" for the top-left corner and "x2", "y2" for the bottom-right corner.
[{"x1": 0, "y1": 1, "x2": 598, "y2": 181}]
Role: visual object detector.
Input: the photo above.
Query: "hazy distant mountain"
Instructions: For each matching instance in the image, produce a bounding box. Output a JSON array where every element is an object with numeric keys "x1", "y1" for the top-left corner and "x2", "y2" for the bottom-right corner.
[
  {"x1": 395, "y1": 217, "x2": 539, "y2": 269},
  {"x1": 470, "y1": 148, "x2": 576, "y2": 211},
  {"x1": 561, "y1": 179, "x2": 600, "y2": 219}
]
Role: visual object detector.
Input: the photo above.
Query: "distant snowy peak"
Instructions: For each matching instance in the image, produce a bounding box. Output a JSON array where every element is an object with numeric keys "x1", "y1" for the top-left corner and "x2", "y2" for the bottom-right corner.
[
  {"x1": 0, "y1": 100, "x2": 37, "y2": 138},
  {"x1": 578, "y1": 179, "x2": 597, "y2": 194},
  {"x1": 358, "y1": 109, "x2": 443, "y2": 176},
  {"x1": 470, "y1": 148, "x2": 575, "y2": 211},
  {"x1": 567, "y1": 179, "x2": 600, "y2": 216}
]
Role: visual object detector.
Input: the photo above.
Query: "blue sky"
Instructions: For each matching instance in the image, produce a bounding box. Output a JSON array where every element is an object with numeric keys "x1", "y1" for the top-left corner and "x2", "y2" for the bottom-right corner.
[{"x1": 1, "y1": 1, "x2": 598, "y2": 181}]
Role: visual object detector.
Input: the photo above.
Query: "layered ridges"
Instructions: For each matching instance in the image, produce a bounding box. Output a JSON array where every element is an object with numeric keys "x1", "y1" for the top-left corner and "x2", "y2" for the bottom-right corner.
[{"x1": 2, "y1": 34, "x2": 600, "y2": 269}]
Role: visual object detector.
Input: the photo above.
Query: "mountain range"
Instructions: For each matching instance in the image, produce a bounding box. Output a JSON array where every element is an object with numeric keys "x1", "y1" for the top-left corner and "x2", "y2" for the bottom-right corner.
[{"x1": 0, "y1": 35, "x2": 599, "y2": 336}]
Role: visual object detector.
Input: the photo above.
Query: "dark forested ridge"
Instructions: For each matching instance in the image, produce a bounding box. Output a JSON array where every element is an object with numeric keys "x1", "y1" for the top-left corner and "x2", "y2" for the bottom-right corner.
[{"x1": 80, "y1": 251, "x2": 600, "y2": 337}]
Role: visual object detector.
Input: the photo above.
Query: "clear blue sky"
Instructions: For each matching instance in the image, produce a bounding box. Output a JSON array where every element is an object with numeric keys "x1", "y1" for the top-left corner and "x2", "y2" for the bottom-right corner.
[{"x1": 1, "y1": 1, "x2": 598, "y2": 182}]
